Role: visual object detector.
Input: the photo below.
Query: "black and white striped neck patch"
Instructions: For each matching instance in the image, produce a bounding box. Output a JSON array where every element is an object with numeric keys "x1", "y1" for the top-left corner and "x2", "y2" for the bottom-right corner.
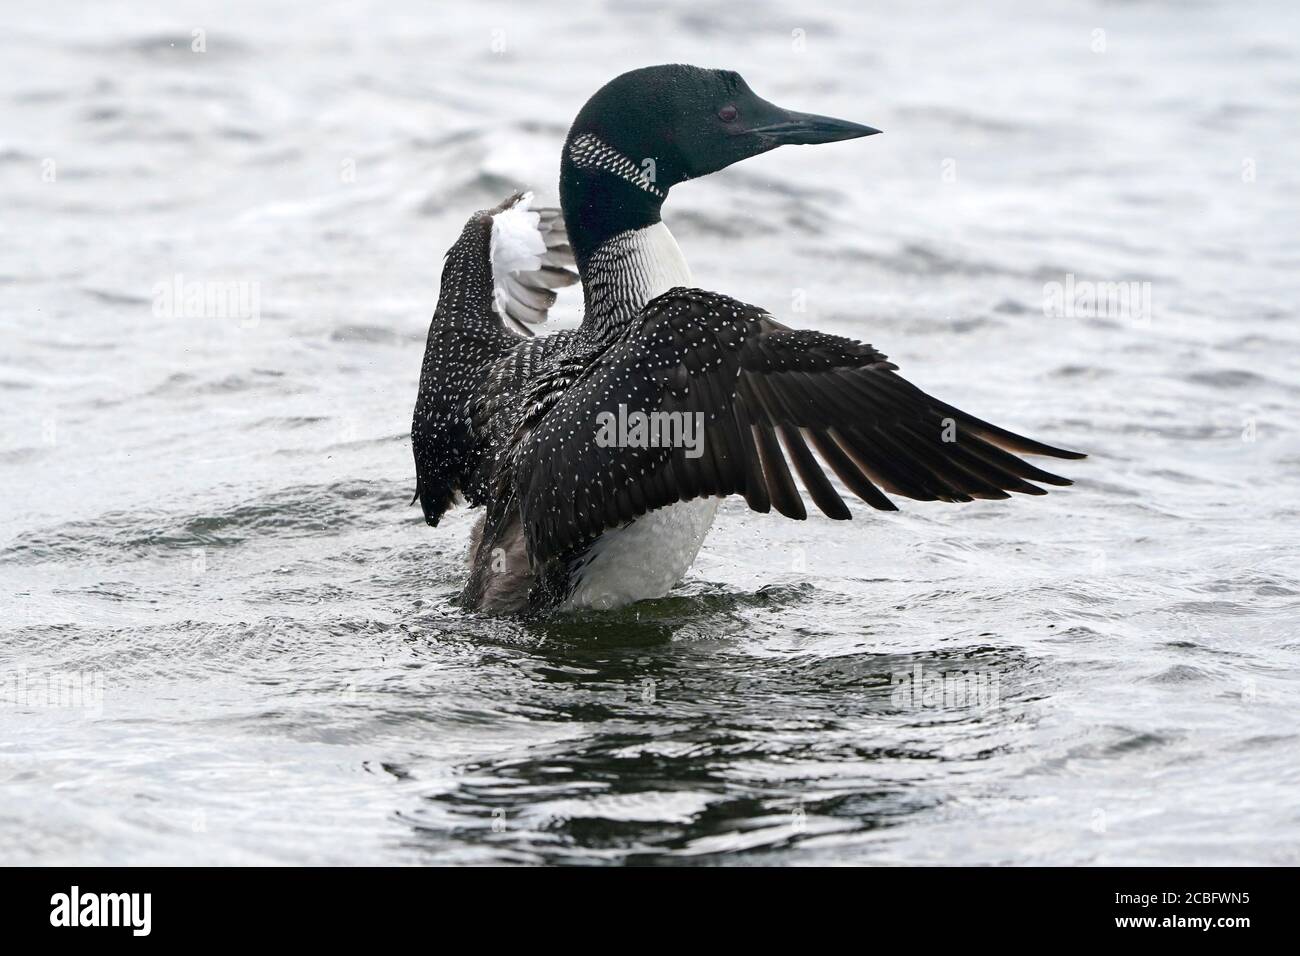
[{"x1": 568, "y1": 133, "x2": 666, "y2": 199}]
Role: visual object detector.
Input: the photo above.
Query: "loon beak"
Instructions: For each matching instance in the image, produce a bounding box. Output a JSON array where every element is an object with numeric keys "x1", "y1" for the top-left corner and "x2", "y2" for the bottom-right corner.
[{"x1": 749, "y1": 109, "x2": 881, "y2": 146}]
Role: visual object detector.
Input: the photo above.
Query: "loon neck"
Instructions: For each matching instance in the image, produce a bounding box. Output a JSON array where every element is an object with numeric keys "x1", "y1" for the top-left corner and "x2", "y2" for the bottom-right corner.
[
  {"x1": 560, "y1": 132, "x2": 669, "y2": 275},
  {"x1": 577, "y1": 221, "x2": 692, "y2": 344}
]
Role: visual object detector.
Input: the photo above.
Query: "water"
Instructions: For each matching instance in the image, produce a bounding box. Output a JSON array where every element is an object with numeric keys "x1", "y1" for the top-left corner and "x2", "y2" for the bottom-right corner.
[{"x1": 3, "y1": 0, "x2": 1299, "y2": 865}]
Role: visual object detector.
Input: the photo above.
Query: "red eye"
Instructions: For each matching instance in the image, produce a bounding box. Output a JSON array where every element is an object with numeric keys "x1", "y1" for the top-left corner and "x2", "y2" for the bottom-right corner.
[{"x1": 718, "y1": 105, "x2": 738, "y2": 123}]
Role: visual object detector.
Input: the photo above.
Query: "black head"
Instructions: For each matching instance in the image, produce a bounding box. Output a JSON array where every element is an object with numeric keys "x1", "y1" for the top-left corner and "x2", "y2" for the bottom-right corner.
[{"x1": 560, "y1": 65, "x2": 879, "y2": 267}]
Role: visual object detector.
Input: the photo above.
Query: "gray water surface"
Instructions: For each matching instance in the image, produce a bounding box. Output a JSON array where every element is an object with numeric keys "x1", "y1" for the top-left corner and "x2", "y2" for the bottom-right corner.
[{"x1": 3, "y1": 0, "x2": 1299, "y2": 865}]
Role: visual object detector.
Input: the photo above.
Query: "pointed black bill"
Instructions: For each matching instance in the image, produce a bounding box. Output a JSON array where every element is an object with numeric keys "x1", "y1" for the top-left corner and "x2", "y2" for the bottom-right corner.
[{"x1": 748, "y1": 110, "x2": 881, "y2": 145}]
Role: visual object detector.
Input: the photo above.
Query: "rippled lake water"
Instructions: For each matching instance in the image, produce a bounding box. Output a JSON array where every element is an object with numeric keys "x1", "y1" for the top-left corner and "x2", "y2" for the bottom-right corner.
[{"x1": 3, "y1": 0, "x2": 1299, "y2": 865}]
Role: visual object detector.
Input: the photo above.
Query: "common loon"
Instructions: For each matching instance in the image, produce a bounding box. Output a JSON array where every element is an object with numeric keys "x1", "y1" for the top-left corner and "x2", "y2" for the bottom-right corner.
[{"x1": 412, "y1": 64, "x2": 1084, "y2": 614}]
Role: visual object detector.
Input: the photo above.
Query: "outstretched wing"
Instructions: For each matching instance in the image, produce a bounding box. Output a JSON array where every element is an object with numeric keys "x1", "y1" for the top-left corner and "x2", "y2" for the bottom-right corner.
[
  {"x1": 412, "y1": 192, "x2": 577, "y2": 525},
  {"x1": 515, "y1": 288, "x2": 1084, "y2": 564},
  {"x1": 488, "y1": 192, "x2": 578, "y2": 336}
]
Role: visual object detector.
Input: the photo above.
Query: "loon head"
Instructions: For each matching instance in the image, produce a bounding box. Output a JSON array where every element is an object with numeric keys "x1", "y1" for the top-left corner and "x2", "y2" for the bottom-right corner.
[{"x1": 560, "y1": 64, "x2": 879, "y2": 268}]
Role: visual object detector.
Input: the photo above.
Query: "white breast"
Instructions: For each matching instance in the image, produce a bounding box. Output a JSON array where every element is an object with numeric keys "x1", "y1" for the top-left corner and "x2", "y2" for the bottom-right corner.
[
  {"x1": 644, "y1": 222, "x2": 689, "y2": 285},
  {"x1": 563, "y1": 222, "x2": 719, "y2": 610},
  {"x1": 564, "y1": 498, "x2": 720, "y2": 610}
]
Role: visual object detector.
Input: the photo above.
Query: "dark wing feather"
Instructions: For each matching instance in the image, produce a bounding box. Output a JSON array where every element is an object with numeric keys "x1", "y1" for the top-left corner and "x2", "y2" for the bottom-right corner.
[
  {"x1": 515, "y1": 288, "x2": 1084, "y2": 564},
  {"x1": 411, "y1": 192, "x2": 578, "y2": 524}
]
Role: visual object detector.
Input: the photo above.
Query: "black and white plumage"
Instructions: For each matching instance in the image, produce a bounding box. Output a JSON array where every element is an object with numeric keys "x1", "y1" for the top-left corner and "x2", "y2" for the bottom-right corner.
[
  {"x1": 411, "y1": 65, "x2": 1084, "y2": 614},
  {"x1": 410, "y1": 191, "x2": 577, "y2": 526},
  {"x1": 516, "y1": 289, "x2": 1082, "y2": 567}
]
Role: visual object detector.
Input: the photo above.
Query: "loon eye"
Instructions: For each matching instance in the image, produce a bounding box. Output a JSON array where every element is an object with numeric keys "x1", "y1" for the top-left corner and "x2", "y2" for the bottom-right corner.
[{"x1": 717, "y1": 104, "x2": 738, "y2": 123}]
